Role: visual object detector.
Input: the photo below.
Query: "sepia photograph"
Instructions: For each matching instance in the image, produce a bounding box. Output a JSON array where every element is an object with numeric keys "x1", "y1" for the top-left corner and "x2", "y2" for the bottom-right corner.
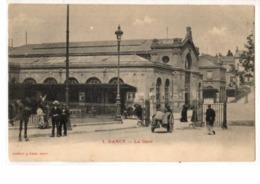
[{"x1": 8, "y1": 3, "x2": 255, "y2": 162}]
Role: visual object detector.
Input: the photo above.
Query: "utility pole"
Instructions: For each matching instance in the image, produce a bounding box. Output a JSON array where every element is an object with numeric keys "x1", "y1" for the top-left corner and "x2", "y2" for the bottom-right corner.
[
  {"x1": 66, "y1": 4, "x2": 69, "y2": 106},
  {"x1": 26, "y1": 31, "x2": 27, "y2": 45},
  {"x1": 66, "y1": 4, "x2": 72, "y2": 130},
  {"x1": 166, "y1": 27, "x2": 168, "y2": 39}
]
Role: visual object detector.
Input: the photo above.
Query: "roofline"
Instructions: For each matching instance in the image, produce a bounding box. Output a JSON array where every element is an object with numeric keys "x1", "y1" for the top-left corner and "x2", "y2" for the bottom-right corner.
[{"x1": 9, "y1": 51, "x2": 153, "y2": 58}]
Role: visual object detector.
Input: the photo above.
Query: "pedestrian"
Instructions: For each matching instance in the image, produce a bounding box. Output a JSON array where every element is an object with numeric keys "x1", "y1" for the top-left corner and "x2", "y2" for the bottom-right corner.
[
  {"x1": 40, "y1": 101, "x2": 50, "y2": 128},
  {"x1": 180, "y1": 104, "x2": 188, "y2": 122},
  {"x1": 60, "y1": 104, "x2": 70, "y2": 136},
  {"x1": 123, "y1": 109, "x2": 128, "y2": 119},
  {"x1": 89, "y1": 106, "x2": 96, "y2": 118},
  {"x1": 190, "y1": 105, "x2": 197, "y2": 129},
  {"x1": 134, "y1": 104, "x2": 143, "y2": 125},
  {"x1": 165, "y1": 103, "x2": 173, "y2": 121},
  {"x1": 206, "y1": 104, "x2": 216, "y2": 135},
  {"x1": 37, "y1": 107, "x2": 45, "y2": 129},
  {"x1": 165, "y1": 103, "x2": 172, "y2": 113},
  {"x1": 49, "y1": 100, "x2": 62, "y2": 137}
]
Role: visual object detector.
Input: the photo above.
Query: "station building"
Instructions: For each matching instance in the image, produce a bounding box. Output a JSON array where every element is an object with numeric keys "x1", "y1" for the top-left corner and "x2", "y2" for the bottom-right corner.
[{"x1": 9, "y1": 27, "x2": 204, "y2": 115}]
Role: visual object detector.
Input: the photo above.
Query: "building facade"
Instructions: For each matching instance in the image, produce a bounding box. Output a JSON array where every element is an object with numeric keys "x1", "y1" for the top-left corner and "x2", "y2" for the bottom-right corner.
[
  {"x1": 199, "y1": 54, "x2": 226, "y2": 103},
  {"x1": 9, "y1": 27, "x2": 203, "y2": 115}
]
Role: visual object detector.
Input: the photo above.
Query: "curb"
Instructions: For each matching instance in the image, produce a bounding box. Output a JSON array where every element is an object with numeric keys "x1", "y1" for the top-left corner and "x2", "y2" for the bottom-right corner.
[{"x1": 9, "y1": 121, "x2": 125, "y2": 130}]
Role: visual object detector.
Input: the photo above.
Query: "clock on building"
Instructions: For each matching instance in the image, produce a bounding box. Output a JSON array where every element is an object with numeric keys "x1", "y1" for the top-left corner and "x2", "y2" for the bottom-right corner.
[{"x1": 162, "y1": 56, "x2": 170, "y2": 63}]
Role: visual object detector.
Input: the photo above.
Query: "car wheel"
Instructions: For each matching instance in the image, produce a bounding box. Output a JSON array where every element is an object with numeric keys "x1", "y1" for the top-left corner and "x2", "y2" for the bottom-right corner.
[
  {"x1": 151, "y1": 127, "x2": 155, "y2": 133},
  {"x1": 168, "y1": 123, "x2": 173, "y2": 133}
]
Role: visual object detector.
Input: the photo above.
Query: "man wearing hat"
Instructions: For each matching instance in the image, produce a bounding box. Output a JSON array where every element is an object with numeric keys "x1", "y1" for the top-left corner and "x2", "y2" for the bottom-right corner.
[
  {"x1": 49, "y1": 100, "x2": 62, "y2": 137},
  {"x1": 206, "y1": 104, "x2": 216, "y2": 135}
]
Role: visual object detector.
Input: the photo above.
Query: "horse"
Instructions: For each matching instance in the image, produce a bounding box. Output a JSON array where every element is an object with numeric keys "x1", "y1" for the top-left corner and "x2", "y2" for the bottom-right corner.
[{"x1": 9, "y1": 96, "x2": 45, "y2": 142}]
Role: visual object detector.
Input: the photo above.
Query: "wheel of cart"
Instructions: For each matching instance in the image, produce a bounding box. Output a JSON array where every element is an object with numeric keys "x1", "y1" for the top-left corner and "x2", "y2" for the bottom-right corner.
[{"x1": 167, "y1": 113, "x2": 174, "y2": 133}]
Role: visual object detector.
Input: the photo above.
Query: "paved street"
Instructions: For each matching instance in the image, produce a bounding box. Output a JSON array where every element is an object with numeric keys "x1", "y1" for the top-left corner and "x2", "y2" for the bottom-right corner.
[
  {"x1": 9, "y1": 117, "x2": 255, "y2": 162},
  {"x1": 9, "y1": 94, "x2": 255, "y2": 162}
]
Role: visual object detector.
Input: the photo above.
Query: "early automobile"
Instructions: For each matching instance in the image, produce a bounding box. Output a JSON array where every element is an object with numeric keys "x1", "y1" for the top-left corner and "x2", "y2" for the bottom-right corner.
[{"x1": 151, "y1": 110, "x2": 174, "y2": 133}]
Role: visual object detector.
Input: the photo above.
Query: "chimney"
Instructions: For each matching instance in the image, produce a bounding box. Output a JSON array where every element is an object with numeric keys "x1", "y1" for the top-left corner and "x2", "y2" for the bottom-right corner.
[{"x1": 186, "y1": 27, "x2": 193, "y2": 42}]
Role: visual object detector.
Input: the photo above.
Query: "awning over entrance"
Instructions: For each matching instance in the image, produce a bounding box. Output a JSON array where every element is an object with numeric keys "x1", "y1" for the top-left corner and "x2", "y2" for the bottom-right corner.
[
  {"x1": 202, "y1": 86, "x2": 219, "y2": 99},
  {"x1": 203, "y1": 86, "x2": 219, "y2": 93},
  {"x1": 9, "y1": 83, "x2": 137, "y2": 102}
]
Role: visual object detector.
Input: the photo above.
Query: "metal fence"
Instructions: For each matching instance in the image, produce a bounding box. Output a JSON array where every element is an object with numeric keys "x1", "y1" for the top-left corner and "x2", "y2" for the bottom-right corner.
[
  {"x1": 12, "y1": 101, "x2": 226, "y2": 128},
  {"x1": 69, "y1": 103, "x2": 117, "y2": 118},
  {"x1": 28, "y1": 114, "x2": 39, "y2": 127},
  {"x1": 202, "y1": 102, "x2": 226, "y2": 127}
]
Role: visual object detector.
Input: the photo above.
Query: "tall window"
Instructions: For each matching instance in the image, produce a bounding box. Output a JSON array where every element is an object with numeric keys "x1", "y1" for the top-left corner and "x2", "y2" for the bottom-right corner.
[
  {"x1": 185, "y1": 53, "x2": 192, "y2": 70},
  {"x1": 185, "y1": 72, "x2": 191, "y2": 105},
  {"x1": 165, "y1": 79, "x2": 170, "y2": 103},
  {"x1": 156, "y1": 78, "x2": 162, "y2": 104}
]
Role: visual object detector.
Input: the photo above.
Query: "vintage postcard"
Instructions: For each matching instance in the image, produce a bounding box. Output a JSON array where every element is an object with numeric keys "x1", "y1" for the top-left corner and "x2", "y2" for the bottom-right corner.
[{"x1": 8, "y1": 4, "x2": 255, "y2": 162}]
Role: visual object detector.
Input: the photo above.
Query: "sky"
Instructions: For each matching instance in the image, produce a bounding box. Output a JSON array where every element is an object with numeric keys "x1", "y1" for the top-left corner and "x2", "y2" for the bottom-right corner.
[{"x1": 8, "y1": 4, "x2": 254, "y2": 56}]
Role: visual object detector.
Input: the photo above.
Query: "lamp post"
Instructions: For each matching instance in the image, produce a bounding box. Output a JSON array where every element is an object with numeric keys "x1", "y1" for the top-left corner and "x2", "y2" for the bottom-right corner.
[
  {"x1": 114, "y1": 25, "x2": 123, "y2": 122},
  {"x1": 59, "y1": 68, "x2": 62, "y2": 83}
]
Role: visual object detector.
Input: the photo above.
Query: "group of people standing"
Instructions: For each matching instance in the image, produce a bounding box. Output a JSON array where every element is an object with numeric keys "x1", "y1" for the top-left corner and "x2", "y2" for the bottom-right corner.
[
  {"x1": 49, "y1": 101, "x2": 70, "y2": 137},
  {"x1": 180, "y1": 104, "x2": 216, "y2": 135},
  {"x1": 37, "y1": 100, "x2": 70, "y2": 137}
]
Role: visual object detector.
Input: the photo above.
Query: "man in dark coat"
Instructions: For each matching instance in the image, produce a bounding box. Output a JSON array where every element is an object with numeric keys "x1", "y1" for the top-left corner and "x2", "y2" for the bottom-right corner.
[
  {"x1": 206, "y1": 104, "x2": 216, "y2": 135},
  {"x1": 180, "y1": 104, "x2": 188, "y2": 122},
  {"x1": 134, "y1": 104, "x2": 143, "y2": 125},
  {"x1": 49, "y1": 101, "x2": 62, "y2": 137},
  {"x1": 60, "y1": 105, "x2": 70, "y2": 136}
]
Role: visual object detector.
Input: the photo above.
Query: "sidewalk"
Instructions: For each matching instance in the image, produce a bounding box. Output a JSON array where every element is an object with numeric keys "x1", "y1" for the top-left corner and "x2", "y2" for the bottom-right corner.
[
  {"x1": 8, "y1": 118, "x2": 144, "y2": 140},
  {"x1": 9, "y1": 115, "x2": 135, "y2": 129}
]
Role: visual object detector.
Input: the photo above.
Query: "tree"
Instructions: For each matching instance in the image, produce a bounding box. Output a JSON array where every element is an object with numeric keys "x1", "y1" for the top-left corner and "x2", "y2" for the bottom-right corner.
[
  {"x1": 235, "y1": 32, "x2": 255, "y2": 86},
  {"x1": 226, "y1": 50, "x2": 233, "y2": 56},
  {"x1": 240, "y1": 33, "x2": 254, "y2": 73}
]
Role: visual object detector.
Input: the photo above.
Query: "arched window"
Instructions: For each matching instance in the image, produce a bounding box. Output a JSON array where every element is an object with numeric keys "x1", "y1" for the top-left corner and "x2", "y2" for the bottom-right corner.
[
  {"x1": 86, "y1": 77, "x2": 101, "y2": 84},
  {"x1": 156, "y1": 78, "x2": 162, "y2": 104},
  {"x1": 198, "y1": 82, "x2": 201, "y2": 100},
  {"x1": 165, "y1": 79, "x2": 170, "y2": 103},
  {"x1": 109, "y1": 77, "x2": 124, "y2": 84},
  {"x1": 64, "y1": 77, "x2": 79, "y2": 84},
  {"x1": 23, "y1": 78, "x2": 36, "y2": 84},
  {"x1": 185, "y1": 53, "x2": 192, "y2": 70},
  {"x1": 44, "y1": 77, "x2": 57, "y2": 84}
]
